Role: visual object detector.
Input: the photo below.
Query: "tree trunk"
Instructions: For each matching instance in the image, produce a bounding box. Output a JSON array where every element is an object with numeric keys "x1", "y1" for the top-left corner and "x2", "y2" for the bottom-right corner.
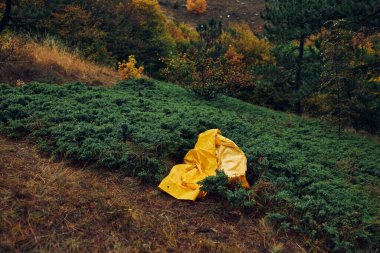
[
  {"x1": 294, "y1": 35, "x2": 305, "y2": 115},
  {"x1": 0, "y1": 0, "x2": 12, "y2": 34}
]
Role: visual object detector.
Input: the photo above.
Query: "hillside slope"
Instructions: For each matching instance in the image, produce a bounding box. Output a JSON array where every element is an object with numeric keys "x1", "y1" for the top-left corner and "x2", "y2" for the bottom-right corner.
[
  {"x1": 0, "y1": 34, "x2": 119, "y2": 86},
  {"x1": 0, "y1": 136, "x2": 304, "y2": 252},
  {"x1": 0, "y1": 79, "x2": 379, "y2": 251},
  {"x1": 159, "y1": 0, "x2": 265, "y2": 32}
]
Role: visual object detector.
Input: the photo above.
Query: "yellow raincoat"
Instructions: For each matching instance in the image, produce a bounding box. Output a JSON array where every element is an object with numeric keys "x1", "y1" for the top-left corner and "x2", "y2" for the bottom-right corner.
[{"x1": 158, "y1": 129, "x2": 249, "y2": 201}]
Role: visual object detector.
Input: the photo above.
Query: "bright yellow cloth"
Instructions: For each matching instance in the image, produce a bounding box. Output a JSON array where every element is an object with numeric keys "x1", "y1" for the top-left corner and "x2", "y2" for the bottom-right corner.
[{"x1": 158, "y1": 129, "x2": 249, "y2": 201}]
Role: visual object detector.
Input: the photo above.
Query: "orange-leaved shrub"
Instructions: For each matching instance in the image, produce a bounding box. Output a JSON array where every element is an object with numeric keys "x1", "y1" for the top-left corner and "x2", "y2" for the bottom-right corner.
[
  {"x1": 186, "y1": 0, "x2": 207, "y2": 14},
  {"x1": 118, "y1": 55, "x2": 144, "y2": 80},
  {"x1": 221, "y1": 23, "x2": 273, "y2": 65},
  {"x1": 162, "y1": 21, "x2": 257, "y2": 99},
  {"x1": 224, "y1": 45, "x2": 253, "y2": 95}
]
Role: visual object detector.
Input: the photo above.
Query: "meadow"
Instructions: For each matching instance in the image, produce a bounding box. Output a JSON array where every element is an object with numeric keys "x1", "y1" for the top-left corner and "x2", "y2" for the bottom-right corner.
[{"x1": 1, "y1": 79, "x2": 379, "y2": 251}]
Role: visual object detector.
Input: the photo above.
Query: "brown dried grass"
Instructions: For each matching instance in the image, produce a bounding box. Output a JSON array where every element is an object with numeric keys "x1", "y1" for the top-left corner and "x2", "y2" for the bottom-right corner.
[
  {"x1": 0, "y1": 136, "x2": 308, "y2": 252},
  {"x1": 0, "y1": 140, "x2": 136, "y2": 251},
  {"x1": 0, "y1": 33, "x2": 119, "y2": 86}
]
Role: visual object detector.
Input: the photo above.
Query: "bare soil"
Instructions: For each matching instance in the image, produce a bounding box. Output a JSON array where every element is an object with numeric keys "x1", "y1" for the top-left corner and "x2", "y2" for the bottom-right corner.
[
  {"x1": 159, "y1": 0, "x2": 266, "y2": 33},
  {"x1": 0, "y1": 136, "x2": 307, "y2": 252}
]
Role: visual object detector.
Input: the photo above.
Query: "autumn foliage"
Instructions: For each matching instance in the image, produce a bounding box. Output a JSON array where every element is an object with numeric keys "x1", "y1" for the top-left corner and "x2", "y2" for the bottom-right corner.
[
  {"x1": 221, "y1": 23, "x2": 273, "y2": 65},
  {"x1": 167, "y1": 22, "x2": 199, "y2": 44},
  {"x1": 186, "y1": 0, "x2": 207, "y2": 14},
  {"x1": 223, "y1": 45, "x2": 253, "y2": 94},
  {"x1": 118, "y1": 55, "x2": 144, "y2": 80}
]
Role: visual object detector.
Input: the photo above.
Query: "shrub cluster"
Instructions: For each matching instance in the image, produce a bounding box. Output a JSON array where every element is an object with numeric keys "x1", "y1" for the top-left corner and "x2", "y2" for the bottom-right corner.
[
  {"x1": 8, "y1": 0, "x2": 175, "y2": 76},
  {"x1": 200, "y1": 171, "x2": 254, "y2": 210},
  {"x1": 1, "y1": 80, "x2": 379, "y2": 251},
  {"x1": 162, "y1": 20, "x2": 271, "y2": 100}
]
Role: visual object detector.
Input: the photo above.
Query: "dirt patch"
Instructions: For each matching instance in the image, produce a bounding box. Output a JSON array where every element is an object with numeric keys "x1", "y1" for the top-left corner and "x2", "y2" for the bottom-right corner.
[
  {"x1": 0, "y1": 136, "x2": 306, "y2": 252},
  {"x1": 159, "y1": 0, "x2": 265, "y2": 33}
]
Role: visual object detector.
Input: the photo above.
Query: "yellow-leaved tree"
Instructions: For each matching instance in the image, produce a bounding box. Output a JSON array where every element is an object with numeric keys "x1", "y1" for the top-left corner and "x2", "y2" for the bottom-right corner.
[
  {"x1": 118, "y1": 55, "x2": 144, "y2": 80},
  {"x1": 186, "y1": 0, "x2": 207, "y2": 14}
]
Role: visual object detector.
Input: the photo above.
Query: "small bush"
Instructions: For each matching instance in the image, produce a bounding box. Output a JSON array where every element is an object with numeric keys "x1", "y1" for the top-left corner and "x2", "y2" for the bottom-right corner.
[
  {"x1": 200, "y1": 171, "x2": 254, "y2": 210},
  {"x1": 186, "y1": 0, "x2": 207, "y2": 14},
  {"x1": 118, "y1": 55, "x2": 144, "y2": 80}
]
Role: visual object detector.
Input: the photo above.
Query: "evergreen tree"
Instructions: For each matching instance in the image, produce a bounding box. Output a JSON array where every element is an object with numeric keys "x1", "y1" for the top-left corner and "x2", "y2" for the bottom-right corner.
[
  {"x1": 320, "y1": 26, "x2": 380, "y2": 134},
  {"x1": 0, "y1": 0, "x2": 12, "y2": 34},
  {"x1": 320, "y1": 28, "x2": 355, "y2": 135},
  {"x1": 262, "y1": 0, "x2": 379, "y2": 114}
]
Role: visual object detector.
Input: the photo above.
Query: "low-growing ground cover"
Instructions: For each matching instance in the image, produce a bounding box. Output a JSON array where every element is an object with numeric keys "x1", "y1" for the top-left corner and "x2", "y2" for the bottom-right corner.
[
  {"x1": 1, "y1": 79, "x2": 379, "y2": 251},
  {"x1": 1, "y1": 136, "x2": 302, "y2": 252}
]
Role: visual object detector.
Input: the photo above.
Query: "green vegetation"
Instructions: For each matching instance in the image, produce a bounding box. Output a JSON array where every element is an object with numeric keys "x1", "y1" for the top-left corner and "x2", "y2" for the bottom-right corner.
[
  {"x1": 8, "y1": 0, "x2": 175, "y2": 75},
  {"x1": 1, "y1": 0, "x2": 379, "y2": 252},
  {"x1": 2, "y1": 0, "x2": 379, "y2": 133},
  {"x1": 1, "y1": 79, "x2": 379, "y2": 251},
  {"x1": 262, "y1": 0, "x2": 379, "y2": 115},
  {"x1": 200, "y1": 171, "x2": 255, "y2": 210}
]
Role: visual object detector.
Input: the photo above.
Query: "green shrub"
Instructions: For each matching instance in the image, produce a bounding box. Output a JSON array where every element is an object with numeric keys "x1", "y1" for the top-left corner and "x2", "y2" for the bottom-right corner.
[
  {"x1": 0, "y1": 80, "x2": 379, "y2": 251},
  {"x1": 200, "y1": 171, "x2": 254, "y2": 210}
]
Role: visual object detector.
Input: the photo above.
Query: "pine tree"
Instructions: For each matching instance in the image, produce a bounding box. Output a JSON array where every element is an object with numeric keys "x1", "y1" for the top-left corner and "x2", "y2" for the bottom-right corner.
[
  {"x1": 263, "y1": 0, "x2": 325, "y2": 113},
  {"x1": 0, "y1": 0, "x2": 12, "y2": 34},
  {"x1": 320, "y1": 27, "x2": 354, "y2": 136},
  {"x1": 262, "y1": 0, "x2": 379, "y2": 114}
]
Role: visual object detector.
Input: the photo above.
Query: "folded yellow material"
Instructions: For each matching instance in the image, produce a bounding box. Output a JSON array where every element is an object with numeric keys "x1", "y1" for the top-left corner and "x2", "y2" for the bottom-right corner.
[{"x1": 158, "y1": 129, "x2": 249, "y2": 201}]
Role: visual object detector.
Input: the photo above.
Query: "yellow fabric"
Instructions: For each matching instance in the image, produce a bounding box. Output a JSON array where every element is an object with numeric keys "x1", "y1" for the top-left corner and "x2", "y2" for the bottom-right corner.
[{"x1": 158, "y1": 129, "x2": 249, "y2": 201}]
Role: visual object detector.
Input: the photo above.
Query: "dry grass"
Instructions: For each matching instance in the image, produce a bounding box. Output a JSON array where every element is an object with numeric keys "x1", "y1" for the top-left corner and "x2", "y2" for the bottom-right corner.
[
  {"x1": 0, "y1": 139, "x2": 136, "y2": 251},
  {"x1": 0, "y1": 135, "x2": 308, "y2": 252},
  {"x1": 0, "y1": 33, "x2": 119, "y2": 86}
]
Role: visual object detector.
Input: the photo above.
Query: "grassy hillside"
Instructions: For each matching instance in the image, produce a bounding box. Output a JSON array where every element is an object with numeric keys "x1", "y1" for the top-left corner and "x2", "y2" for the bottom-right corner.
[
  {"x1": 1, "y1": 79, "x2": 379, "y2": 251},
  {"x1": 0, "y1": 34, "x2": 119, "y2": 86},
  {"x1": 1, "y1": 136, "x2": 304, "y2": 252}
]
